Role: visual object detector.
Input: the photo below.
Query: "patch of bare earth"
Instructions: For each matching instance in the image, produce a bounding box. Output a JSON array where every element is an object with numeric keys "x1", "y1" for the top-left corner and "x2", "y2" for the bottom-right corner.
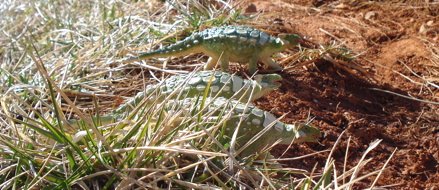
[{"x1": 245, "y1": 0, "x2": 438, "y2": 189}]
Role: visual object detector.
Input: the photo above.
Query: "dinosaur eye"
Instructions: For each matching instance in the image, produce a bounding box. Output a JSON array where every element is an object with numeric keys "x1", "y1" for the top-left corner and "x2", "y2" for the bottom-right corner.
[
  {"x1": 271, "y1": 38, "x2": 283, "y2": 47},
  {"x1": 275, "y1": 38, "x2": 282, "y2": 44},
  {"x1": 253, "y1": 75, "x2": 262, "y2": 81}
]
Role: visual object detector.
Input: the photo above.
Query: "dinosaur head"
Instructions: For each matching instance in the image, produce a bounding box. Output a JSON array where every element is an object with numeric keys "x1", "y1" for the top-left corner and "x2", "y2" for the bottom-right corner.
[
  {"x1": 278, "y1": 33, "x2": 302, "y2": 48},
  {"x1": 252, "y1": 73, "x2": 282, "y2": 100},
  {"x1": 283, "y1": 122, "x2": 321, "y2": 144}
]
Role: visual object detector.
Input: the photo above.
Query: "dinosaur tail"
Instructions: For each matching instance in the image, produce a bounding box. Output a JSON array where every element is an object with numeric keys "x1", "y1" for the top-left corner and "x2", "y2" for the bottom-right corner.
[
  {"x1": 66, "y1": 115, "x2": 116, "y2": 131},
  {"x1": 113, "y1": 87, "x2": 157, "y2": 115},
  {"x1": 124, "y1": 36, "x2": 204, "y2": 63}
]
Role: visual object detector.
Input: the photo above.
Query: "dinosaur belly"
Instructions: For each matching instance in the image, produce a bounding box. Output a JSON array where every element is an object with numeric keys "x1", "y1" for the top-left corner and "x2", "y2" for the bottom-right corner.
[{"x1": 204, "y1": 42, "x2": 262, "y2": 63}]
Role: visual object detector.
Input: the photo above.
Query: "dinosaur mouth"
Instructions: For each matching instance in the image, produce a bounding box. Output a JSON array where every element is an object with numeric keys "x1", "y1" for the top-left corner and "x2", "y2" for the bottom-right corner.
[
  {"x1": 272, "y1": 77, "x2": 283, "y2": 87},
  {"x1": 259, "y1": 74, "x2": 283, "y2": 88}
]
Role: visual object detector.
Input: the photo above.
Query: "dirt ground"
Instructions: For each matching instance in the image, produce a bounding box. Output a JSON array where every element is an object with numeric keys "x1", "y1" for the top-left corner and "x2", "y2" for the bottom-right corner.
[{"x1": 240, "y1": 0, "x2": 438, "y2": 189}]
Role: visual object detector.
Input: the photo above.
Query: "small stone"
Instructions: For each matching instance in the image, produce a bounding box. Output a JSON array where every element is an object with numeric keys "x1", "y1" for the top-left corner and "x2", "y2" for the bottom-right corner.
[
  {"x1": 73, "y1": 131, "x2": 87, "y2": 143},
  {"x1": 244, "y1": 3, "x2": 257, "y2": 13},
  {"x1": 334, "y1": 3, "x2": 347, "y2": 9},
  {"x1": 419, "y1": 24, "x2": 427, "y2": 34},
  {"x1": 364, "y1": 11, "x2": 376, "y2": 20}
]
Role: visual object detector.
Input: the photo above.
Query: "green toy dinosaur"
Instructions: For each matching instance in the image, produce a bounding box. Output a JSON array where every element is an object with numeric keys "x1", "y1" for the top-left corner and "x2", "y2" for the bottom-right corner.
[
  {"x1": 164, "y1": 97, "x2": 321, "y2": 157},
  {"x1": 114, "y1": 71, "x2": 282, "y2": 115},
  {"x1": 124, "y1": 26, "x2": 301, "y2": 74},
  {"x1": 67, "y1": 71, "x2": 282, "y2": 129},
  {"x1": 69, "y1": 96, "x2": 320, "y2": 158}
]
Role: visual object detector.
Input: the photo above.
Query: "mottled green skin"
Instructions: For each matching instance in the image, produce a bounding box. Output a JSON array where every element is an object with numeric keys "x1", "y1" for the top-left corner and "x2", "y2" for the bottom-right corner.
[
  {"x1": 166, "y1": 97, "x2": 321, "y2": 157},
  {"x1": 125, "y1": 26, "x2": 301, "y2": 73},
  {"x1": 67, "y1": 71, "x2": 282, "y2": 129},
  {"x1": 69, "y1": 97, "x2": 320, "y2": 158},
  {"x1": 114, "y1": 71, "x2": 282, "y2": 115}
]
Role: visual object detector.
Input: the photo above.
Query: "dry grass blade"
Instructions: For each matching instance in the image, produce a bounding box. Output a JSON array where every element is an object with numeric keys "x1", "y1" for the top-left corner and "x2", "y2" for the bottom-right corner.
[
  {"x1": 369, "y1": 87, "x2": 439, "y2": 105},
  {"x1": 172, "y1": 178, "x2": 221, "y2": 190},
  {"x1": 101, "y1": 146, "x2": 227, "y2": 157},
  {"x1": 347, "y1": 139, "x2": 382, "y2": 189},
  {"x1": 368, "y1": 148, "x2": 397, "y2": 190}
]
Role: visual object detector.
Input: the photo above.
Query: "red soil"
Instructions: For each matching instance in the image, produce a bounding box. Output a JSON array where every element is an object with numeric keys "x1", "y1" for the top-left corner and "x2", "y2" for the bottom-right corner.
[{"x1": 244, "y1": 1, "x2": 438, "y2": 189}]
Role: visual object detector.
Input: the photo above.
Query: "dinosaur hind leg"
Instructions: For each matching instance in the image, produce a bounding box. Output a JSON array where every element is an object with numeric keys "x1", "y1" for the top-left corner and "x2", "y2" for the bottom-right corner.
[{"x1": 219, "y1": 55, "x2": 230, "y2": 71}]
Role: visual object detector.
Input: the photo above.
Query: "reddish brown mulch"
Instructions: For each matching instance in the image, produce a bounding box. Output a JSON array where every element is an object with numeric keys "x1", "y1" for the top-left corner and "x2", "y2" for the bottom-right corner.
[{"x1": 244, "y1": 0, "x2": 438, "y2": 189}]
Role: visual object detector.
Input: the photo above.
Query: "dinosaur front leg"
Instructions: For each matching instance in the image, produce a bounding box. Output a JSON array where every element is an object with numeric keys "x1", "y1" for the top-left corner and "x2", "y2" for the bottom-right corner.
[
  {"x1": 261, "y1": 57, "x2": 282, "y2": 71},
  {"x1": 248, "y1": 57, "x2": 259, "y2": 74}
]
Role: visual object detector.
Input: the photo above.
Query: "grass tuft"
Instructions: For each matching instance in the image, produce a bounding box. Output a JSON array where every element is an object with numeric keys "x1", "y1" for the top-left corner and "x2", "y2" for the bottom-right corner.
[{"x1": 0, "y1": 0, "x2": 392, "y2": 189}]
